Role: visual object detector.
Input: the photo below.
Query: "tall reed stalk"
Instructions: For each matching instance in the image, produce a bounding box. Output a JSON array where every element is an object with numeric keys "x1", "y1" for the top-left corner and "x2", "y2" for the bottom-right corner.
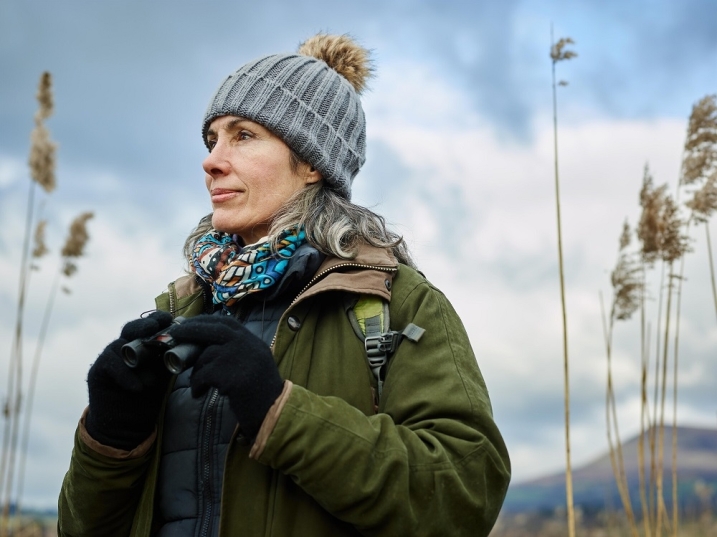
[
  {"x1": 14, "y1": 213, "x2": 93, "y2": 516},
  {"x1": 682, "y1": 95, "x2": 717, "y2": 322},
  {"x1": 603, "y1": 96, "x2": 711, "y2": 537},
  {"x1": 670, "y1": 252, "x2": 687, "y2": 537},
  {"x1": 705, "y1": 223, "x2": 717, "y2": 321},
  {"x1": 677, "y1": 93, "x2": 717, "y2": 537},
  {"x1": 549, "y1": 28, "x2": 577, "y2": 537},
  {"x1": 0, "y1": 73, "x2": 56, "y2": 536},
  {"x1": 635, "y1": 164, "x2": 690, "y2": 536},
  {"x1": 638, "y1": 314, "x2": 652, "y2": 537},
  {"x1": 648, "y1": 260, "x2": 665, "y2": 525},
  {"x1": 601, "y1": 221, "x2": 641, "y2": 537},
  {"x1": 656, "y1": 264, "x2": 675, "y2": 534}
]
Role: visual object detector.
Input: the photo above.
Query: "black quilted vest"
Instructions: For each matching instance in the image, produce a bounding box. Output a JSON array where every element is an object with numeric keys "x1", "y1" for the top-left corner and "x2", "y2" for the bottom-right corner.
[{"x1": 155, "y1": 245, "x2": 323, "y2": 537}]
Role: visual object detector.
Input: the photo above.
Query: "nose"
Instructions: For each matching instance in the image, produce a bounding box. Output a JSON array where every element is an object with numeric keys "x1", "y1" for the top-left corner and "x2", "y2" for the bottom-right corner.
[{"x1": 202, "y1": 142, "x2": 230, "y2": 178}]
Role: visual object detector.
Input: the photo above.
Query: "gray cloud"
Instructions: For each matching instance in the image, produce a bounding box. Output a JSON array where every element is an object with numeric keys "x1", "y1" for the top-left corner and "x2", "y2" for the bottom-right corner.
[
  {"x1": 1, "y1": 1, "x2": 377, "y2": 192},
  {"x1": 5, "y1": 0, "x2": 717, "y2": 192},
  {"x1": 0, "y1": 0, "x2": 526, "y2": 192}
]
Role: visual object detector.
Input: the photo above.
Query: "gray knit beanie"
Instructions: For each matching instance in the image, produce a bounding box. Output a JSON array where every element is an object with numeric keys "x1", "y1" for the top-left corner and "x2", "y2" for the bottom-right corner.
[{"x1": 203, "y1": 34, "x2": 372, "y2": 199}]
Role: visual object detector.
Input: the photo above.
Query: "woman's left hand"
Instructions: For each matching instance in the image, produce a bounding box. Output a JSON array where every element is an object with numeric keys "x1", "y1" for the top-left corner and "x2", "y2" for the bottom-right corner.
[{"x1": 170, "y1": 315, "x2": 284, "y2": 439}]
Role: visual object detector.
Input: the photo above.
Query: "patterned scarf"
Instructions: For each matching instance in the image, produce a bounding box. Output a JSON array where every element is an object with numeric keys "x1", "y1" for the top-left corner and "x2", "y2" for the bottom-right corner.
[{"x1": 192, "y1": 227, "x2": 307, "y2": 307}]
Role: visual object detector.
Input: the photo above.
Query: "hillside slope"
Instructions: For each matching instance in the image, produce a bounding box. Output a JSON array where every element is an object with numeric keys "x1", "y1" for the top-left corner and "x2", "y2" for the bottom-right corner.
[{"x1": 504, "y1": 426, "x2": 717, "y2": 513}]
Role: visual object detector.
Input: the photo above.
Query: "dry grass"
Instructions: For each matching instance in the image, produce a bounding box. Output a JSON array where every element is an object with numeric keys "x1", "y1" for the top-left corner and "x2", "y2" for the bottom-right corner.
[
  {"x1": 492, "y1": 511, "x2": 717, "y2": 537},
  {"x1": 0, "y1": 73, "x2": 58, "y2": 536},
  {"x1": 685, "y1": 174, "x2": 717, "y2": 221},
  {"x1": 31, "y1": 222, "x2": 49, "y2": 260},
  {"x1": 601, "y1": 220, "x2": 643, "y2": 536},
  {"x1": 638, "y1": 166, "x2": 690, "y2": 266},
  {"x1": 635, "y1": 166, "x2": 689, "y2": 536},
  {"x1": 27, "y1": 73, "x2": 56, "y2": 195},
  {"x1": 60, "y1": 212, "x2": 93, "y2": 258},
  {"x1": 683, "y1": 95, "x2": 717, "y2": 326},
  {"x1": 599, "y1": 96, "x2": 717, "y2": 537},
  {"x1": 15, "y1": 212, "x2": 94, "y2": 515},
  {"x1": 611, "y1": 222, "x2": 642, "y2": 321},
  {"x1": 550, "y1": 27, "x2": 577, "y2": 537},
  {"x1": 0, "y1": 517, "x2": 57, "y2": 537},
  {"x1": 550, "y1": 37, "x2": 578, "y2": 62},
  {"x1": 681, "y1": 95, "x2": 717, "y2": 187},
  {"x1": 1, "y1": 73, "x2": 94, "y2": 534}
]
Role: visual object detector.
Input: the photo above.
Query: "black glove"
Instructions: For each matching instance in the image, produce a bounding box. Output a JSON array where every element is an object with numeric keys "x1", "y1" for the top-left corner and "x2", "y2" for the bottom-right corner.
[
  {"x1": 170, "y1": 315, "x2": 284, "y2": 440},
  {"x1": 85, "y1": 311, "x2": 173, "y2": 450}
]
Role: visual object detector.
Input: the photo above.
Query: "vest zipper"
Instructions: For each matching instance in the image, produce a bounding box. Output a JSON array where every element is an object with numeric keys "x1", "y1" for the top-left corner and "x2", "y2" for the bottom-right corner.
[
  {"x1": 270, "y1": 262, "x2": 396, "y2": 350},
  {"x1": 198, "y1": 387, "x2": 220, "y2": 537}
]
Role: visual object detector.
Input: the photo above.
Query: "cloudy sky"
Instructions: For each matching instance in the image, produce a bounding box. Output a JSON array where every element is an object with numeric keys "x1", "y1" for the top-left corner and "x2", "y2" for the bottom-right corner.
[{"x1": 2, "y1": 0, "x2": 717, "y2": 509}]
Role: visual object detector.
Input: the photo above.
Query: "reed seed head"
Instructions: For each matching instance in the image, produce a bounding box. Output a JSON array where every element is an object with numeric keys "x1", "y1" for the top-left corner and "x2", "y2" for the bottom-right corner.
[
  {"x1": 659, "y1": 196, "x2": 690, "y2": 263},
  {"x1": 619, "y1": 220, "x2": 631, "y2": 251},
  {"x1": 62, "y1": 261, "x2": 77, "y2": 278},
  {"x1": 32, "y1": 220, "x2": 49, "y2": 258},
  {"x1": 681, "y1": 95, "x2": 717, "y2": 185},
  {"x1": 550, "y1": 37, "x2": 577, "y2": 63},
  {"x1": 637, "y1": 164, "x2": 690, "y2": 264},
  {"x1": 685, "y1": 173, "x2": 717, "y2": 223},
  {"x1": 612, "y1": 219, "x2": 642, "y2": 321},
  {"x1": 638, "y1": 164, "x2": 664, "y2": 264},
  {"x1": 61, "y1": 212, "x2": 94, "y2": 258},
  {"x1": 611, "y1": 253, "x2": 642, "y2": 321},
  {"x1": 35, "y1": 72, "x2": 54, "y2": 123},
  {"x1": 28, "y1": 123, "x2": 57, "y2": 193}
]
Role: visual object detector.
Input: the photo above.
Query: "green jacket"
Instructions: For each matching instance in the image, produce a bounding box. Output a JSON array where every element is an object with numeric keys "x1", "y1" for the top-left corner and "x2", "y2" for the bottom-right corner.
[{"x1": 58, "y1": 245, "x2": 510, "y2": 536}]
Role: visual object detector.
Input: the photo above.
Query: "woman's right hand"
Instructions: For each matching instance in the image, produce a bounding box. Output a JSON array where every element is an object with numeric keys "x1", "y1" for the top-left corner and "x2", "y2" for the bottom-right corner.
[{"x1": 85, "y1": 311, "x2": 174, "y2": 450}]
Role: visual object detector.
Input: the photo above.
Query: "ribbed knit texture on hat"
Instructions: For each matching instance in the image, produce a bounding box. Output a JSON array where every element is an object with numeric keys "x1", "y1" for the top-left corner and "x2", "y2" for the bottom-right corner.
[{"x1": 203, "y1": 54, "x2": 366, "y2": 199}]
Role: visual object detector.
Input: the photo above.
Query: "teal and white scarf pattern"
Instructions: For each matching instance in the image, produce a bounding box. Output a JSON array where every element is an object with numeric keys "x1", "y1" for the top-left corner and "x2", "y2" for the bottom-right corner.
[{"x1": 192, "y1": 227, "x2": 307, "y2": 307}]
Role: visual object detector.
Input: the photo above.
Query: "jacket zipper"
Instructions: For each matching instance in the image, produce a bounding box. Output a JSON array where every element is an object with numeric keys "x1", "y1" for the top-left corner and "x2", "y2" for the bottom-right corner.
[
  {"x1": 168, "y1": 282, "x2": 177, "y2": 318},
  {"x1": 198, "y1": 388, "x2": 220, "y2": 537},
  {"x1": 270, "y1": 262, "x2": 396, "y2": 350}
]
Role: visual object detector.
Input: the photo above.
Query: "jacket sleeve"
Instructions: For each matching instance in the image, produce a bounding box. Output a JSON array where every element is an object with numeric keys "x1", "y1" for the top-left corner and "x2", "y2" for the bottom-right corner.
[
  {"x1": 57, "y1": 415, "x2": 156, "y2": 537},
  {"x1": 253, "y1": 279, "x2": 511, "y2": 537},
  {"x1": 58, "y1": 282, "x2": 198, "y2": 537}
]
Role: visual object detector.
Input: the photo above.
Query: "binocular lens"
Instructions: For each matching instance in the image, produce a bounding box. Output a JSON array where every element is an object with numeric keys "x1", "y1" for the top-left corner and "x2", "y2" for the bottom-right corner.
[
  {"x1": 164, "y1": 350, "x2": 185, "y2": 375},
  {"x1": 121, "y1": 340, "x2": 145, "y2": 368},
  {"x1": 164, "y1": 343, "x2": 203, "y2": 375}
]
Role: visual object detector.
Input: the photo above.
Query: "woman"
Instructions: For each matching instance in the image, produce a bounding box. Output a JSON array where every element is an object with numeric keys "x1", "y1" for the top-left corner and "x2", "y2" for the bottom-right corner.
[{"x1": 58, "y1": 34, "x2": 510, "y2": 537}]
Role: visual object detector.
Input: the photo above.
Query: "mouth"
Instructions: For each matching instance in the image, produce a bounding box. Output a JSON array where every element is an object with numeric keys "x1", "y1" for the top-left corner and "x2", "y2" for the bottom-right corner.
[{"x1": 210, "y1": 188, "x2": 242, "y2": 203}]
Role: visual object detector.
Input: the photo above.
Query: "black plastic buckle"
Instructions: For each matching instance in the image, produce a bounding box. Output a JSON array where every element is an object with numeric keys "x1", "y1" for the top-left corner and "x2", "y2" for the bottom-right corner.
[{"x1": 365, "y1": 332, "x2": 401, "y2": 368}]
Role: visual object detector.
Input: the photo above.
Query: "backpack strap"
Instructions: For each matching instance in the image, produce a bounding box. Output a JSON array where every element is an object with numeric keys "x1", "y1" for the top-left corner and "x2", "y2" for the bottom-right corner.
[{"x1": 347, "y1": 295, "x2": 425, "y2": 402}]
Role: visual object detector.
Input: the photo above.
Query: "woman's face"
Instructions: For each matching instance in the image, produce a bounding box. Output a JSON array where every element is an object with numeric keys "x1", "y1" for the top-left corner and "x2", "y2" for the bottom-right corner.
[{"x1": 203, "y1": 115, "x2": 320, "y2": 244}]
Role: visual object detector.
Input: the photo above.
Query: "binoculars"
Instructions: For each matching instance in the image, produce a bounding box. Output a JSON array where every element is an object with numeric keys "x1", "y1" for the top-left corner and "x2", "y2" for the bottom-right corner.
[{"x1": 121, "y1": 316, "x2": 202, "y2": 375}]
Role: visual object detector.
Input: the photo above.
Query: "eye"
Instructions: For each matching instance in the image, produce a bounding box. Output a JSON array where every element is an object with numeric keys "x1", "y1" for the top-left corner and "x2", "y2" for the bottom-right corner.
[
  {"x1": 238, "y1": 130, "x2": 253, "y2": 141},
  {"x1": 206, "y1": 138, "x2": 217, "y2": 151}
]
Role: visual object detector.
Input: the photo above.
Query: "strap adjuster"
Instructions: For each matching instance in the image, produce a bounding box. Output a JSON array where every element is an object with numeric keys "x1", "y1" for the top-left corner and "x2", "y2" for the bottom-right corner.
[{"x1": 365, "y1": 331, "x2": 401, "y2": 368}]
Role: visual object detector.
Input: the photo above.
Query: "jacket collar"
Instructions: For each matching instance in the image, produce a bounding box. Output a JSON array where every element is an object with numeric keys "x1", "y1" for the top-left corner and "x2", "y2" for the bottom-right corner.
[
  {"x1": 293, "y1": 243, "x2": 398, "y2": 305},
  {"x1": 315, "y1": 242, "x2": 397, "y2": 273}
]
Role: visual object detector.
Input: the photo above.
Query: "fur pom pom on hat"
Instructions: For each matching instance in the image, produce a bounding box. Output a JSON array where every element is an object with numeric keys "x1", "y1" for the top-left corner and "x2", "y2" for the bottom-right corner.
[{"x1": 203, "y1": 34, "x2": 373, "y2": 199}]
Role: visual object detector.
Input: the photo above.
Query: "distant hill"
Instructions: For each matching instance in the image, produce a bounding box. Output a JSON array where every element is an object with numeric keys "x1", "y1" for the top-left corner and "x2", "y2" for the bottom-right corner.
[{"x1": 503, "y1": 425, "x2": 717, "y2": 514}]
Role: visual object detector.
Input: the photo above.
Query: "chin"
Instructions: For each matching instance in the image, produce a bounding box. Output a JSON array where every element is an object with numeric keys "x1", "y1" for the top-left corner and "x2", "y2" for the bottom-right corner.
[{"x1": 211, "y1": 213, "x2": 241, "y2": 235}]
